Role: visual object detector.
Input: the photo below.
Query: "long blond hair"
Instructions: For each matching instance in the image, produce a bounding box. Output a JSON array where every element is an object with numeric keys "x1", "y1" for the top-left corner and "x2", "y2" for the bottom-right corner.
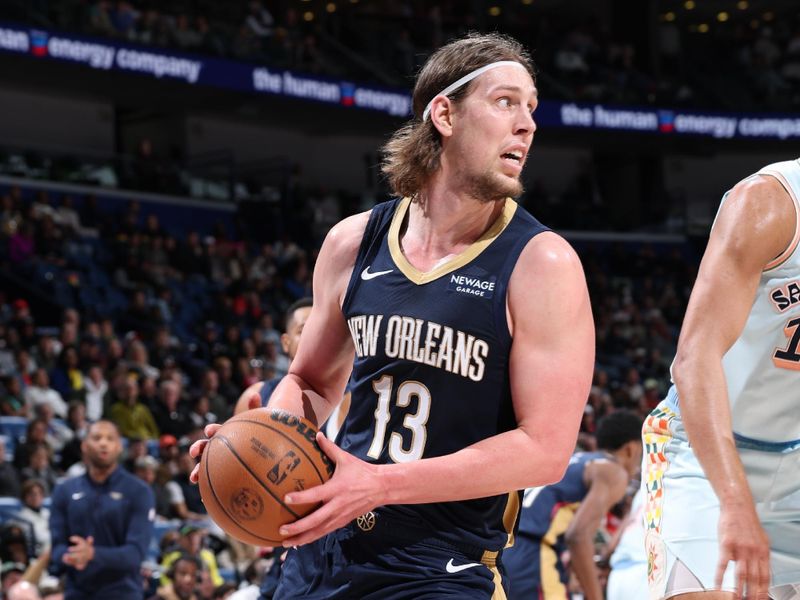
[{"x1": 381, "y1": 32, "x2": 535, "y2": 199}]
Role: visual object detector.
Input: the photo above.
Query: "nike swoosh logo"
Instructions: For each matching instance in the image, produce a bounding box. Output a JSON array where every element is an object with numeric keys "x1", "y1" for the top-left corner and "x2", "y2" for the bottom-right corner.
[
  {"x1": 361, "y1": 266, "x2": 394, "y2": 280},
  {"x1": 445, "y1": 559, "x2": 482, "y2": 573}
]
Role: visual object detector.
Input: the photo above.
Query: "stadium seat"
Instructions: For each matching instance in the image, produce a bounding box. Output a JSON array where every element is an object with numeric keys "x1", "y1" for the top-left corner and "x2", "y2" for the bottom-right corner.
[{"x1": 0, "y1": 417, "x2": 28, "y2": 443}]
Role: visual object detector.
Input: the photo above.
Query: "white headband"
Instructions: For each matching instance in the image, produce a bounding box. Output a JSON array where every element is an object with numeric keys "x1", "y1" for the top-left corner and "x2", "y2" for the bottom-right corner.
[{"x1": 422, "y1": 60, "x2": 528, "y2": 122}]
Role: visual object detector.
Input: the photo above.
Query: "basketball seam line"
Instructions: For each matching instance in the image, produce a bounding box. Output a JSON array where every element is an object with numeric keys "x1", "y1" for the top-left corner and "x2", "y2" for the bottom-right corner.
[
  {"x1": 217, "y1": 434, "x2": 302, "y2": 520},
  {"x1": 203, "y1": 439, "x2": 283, "y2": 544}
]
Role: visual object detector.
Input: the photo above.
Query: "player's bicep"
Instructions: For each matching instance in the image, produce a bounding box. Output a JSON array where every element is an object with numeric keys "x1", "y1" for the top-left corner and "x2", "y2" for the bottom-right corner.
[
  {"x1": 508, "y1": 234, "x2": 594, "y2": 471},
  {"x1": 675, "y1": 177, "x2": 795, "y2": 362}
]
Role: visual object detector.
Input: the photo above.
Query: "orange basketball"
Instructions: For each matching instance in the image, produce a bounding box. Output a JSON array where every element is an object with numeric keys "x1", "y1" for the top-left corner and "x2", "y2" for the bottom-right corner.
[{"x1": 198, "y1": 408, "x2": 334, "y2": 546}]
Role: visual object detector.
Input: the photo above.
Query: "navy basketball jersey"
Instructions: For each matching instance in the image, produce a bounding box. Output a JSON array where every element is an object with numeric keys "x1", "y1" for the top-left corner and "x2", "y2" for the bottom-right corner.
[
  {"x1": 341, "y1": 196, "x2": 547, "y2": 556},
  {"x1": 503, "y1": 451, "x2": 611, "y2": 598}
]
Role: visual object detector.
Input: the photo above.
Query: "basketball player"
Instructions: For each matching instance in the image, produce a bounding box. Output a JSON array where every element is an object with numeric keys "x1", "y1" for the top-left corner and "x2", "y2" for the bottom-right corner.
[
  {"x1": 192, "y1": 32, "x2": 594, "y2": 598},
  {"x1": 643, "y1": 160, "x2": 800, "y2": 600},
  {"x1": 233, "y1": 297, "x2": 351, "y2": 440},
  {"x1": 503, "y1": 410, "x2": 643, "y2": 600}
]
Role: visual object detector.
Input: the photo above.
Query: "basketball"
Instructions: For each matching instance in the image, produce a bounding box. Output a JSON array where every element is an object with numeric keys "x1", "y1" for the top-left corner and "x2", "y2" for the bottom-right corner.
[{"x1": 198, "y1": 408, "x2": 335, "y2": 546}]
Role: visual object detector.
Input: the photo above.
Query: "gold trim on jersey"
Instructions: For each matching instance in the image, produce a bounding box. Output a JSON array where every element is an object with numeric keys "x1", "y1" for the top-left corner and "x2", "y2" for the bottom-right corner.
[
  {"x1": 540, "y1": 502, "x2": 580, "y2": 598},
  {"x1": 387, "y1": 196, "x2": 518, "y2": 285},
  {"x1": 760, "y1": 169, "x2": 800, "y2": 271},
  {"x1": 489, "y1": 564, "x2": 508, "y2": 600}
]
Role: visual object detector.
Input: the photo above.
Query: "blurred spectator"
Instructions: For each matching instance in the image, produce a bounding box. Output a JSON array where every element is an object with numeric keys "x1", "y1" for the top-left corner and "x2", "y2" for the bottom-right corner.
[
  {"x1": 83, "y1": 365, "x2": 108, "y2": 422},
  {"x1": 6, "y1": 580, "x2": 42, "y2": 600},
  {"x1": 32, "y1": 402, "x2": 73, "y2": 453},
  {"x1": 197, "y1": 369, "x2": 228, "y2": 421},
  {"x1": 160, "y1": 524, "x2": 223, "y2": 588},
  {"x1": 122, "y1": 436, "x2": 148, "y2": 473},
  {"x1": 16, "y1": 479, "x2": 51, "y2": 556},
  {"x1": 0, "y1": 437, "x2": 21, "y2": 497},
  {"x1": 0, "y1": 523, "x2": 30, "y2": 565},
  {"x1": 244, "y1": 1, "x2": 274, "y2": 39},
  {"x1": 48, "y1": 420, "x2": 155, "y2": 599},
  {"x1": 24, "y1": 369, "x2": 68, "y2": 419},
  {"x1": 0, "y1": 376, "x2": 26, "y2": 416},
  {"x1": 171, "y1": 451, "x2": 205, "y2": 517},
  {"x1": 109, "y1": 376, "x2": 160, "y2": 440},
  {"x1": 1, "y1": 562, "x2": 27, "y2": 597},
  {"x1": 19, "y1": 443, "x2": 58, "y2": 495},
  {"x1": 151, "y1": 380, "x2": 190, "y2": 439},
  {"x1": 149, "y1": 553, "x2": 201, "y2": 600},
  {"x1": 13, "y1": 419, "x2": 49, "y2": 471},
  {"x1": 158, "y1": 434, "x2": 181, "y2": 476},
  {"x1": 187, "y1": 395, "x2": 216, "y2": 431},
  {"x1": 48, "y1": 346, "x2": 84, "y2": 402},
  {"x1": 59, "y1": 401, "x2": 89, "y2": 471},
  {"x1": 9, "y1": 222, "x2": 35, "y2": 265}
]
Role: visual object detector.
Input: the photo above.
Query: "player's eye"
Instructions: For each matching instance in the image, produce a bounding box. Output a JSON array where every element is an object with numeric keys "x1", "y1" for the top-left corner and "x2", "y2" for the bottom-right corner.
[{"x1": 497, "y1": 97, "x2": 512, "y2": 108}]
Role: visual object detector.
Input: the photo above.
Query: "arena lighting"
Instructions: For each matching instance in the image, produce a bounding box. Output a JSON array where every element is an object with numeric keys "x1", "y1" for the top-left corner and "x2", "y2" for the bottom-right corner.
[
  {"x1": 326, "y1": 3, "x2": 336, "y2": 12},
  {"x1": 750, "y1": 19, "x2": 760, "y2": 28},
  {"x1": 698, "y1": 23, "x2": 709, "y2": 33},
  {"x1": 737, "y1": 0, "x2": 748, "y2": 9},
  {"x1": 665, "y1": 12, "x2": 676, "y2": 21},
  {"x1": 763, "y1": 11, "x2": 774, "y2": 21},
  {"x1": 521, "y1": 0, "x2": 533, "y2": 5},
  {"x1": 488, "y1": 6, "x2": 501, "y2": 16},
  {"x1": 303, "y1": 11, "x2": 314, "y2": 21},
  {"x1": 684, "y1": 0, "x2": 695, "y2": 10},
  {"x1": 717, "y1": 12, "x2": 729, "y2": 22}
]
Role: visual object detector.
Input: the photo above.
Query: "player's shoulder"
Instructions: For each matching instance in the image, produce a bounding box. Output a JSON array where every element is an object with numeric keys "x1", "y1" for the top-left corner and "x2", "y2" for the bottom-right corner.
[
  {"x1": 714, "y1": 172, "x2": 796, "y2": 253},
  {"x1": 726, "y1": 172, "x2": 794, "y2": 217},
  {"x1": 324, "y1": 210, "x2": 372, "y2": 254},
  {"x1": 116, "y1": 465, "x2": 154, "y2": 493},
  {"x1": 513, "y1": 230, "x2": 583, "y2": 281}
]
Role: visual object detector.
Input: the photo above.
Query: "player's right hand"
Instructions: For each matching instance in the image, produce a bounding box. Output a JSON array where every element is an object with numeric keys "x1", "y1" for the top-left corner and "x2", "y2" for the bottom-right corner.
[
  {"x1": 189, "y1": 394, "x2": 262, "y2": 483},
  {"x1": 715, "y1": 502, "x2": 771, "y2": 599}
]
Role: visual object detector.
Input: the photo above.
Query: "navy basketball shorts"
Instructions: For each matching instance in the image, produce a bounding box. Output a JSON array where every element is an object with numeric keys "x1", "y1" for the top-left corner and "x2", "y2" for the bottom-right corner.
[
  {"x1": 273, "y1": 512, "x2": 510, "y2": 599},
  {"x1": 504, "y1": 537, "x2": 570, "y2": 600}
]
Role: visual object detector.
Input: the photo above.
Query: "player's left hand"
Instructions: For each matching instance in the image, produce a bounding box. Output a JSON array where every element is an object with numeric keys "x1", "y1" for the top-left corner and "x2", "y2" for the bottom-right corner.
[
  {"x1": 63, "y1": 535, "x2": 95, "y2": 570},
  {"x1": 278, "y1": 432, "x2": 386, "y2": 547}
]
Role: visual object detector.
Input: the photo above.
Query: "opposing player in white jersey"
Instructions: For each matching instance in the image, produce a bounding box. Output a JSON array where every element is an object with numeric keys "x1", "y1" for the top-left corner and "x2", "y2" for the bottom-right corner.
[{"x1": 642, "y1": 159, "x2": 800, "y2": 600}]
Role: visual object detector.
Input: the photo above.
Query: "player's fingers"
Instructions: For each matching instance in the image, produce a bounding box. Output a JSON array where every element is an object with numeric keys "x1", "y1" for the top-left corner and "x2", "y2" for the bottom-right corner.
[
  {"x1": 189, "y1": 463, "x2": 201, "y2": 484},
  {"x1": 189, "y1": 438, "x2": 208, "y2": 459},
  {"x1": 714, "y1": 554, "x2": 730, "y2": 591},
  {"x1": 284, "y1": 479, "x2": 332, "y2": 506},
  {"x1": 247, "y1": 394, "x2": 261, "y2": 410},
  {"x1": 204, "y1": 423, "x2": 222, "y2": 438},
  {"x1": 279, "y1": 501, "x2": 334, "y2": 541},
  {"x1": 754, "y1": 554, "x2": 770, "y2": 600},
  {"x1": 315, "y1": 431, "x2": 344, "y2": 462},
  {"x1": 735, "y1": 556, "x2": 746, "y2": 600}
]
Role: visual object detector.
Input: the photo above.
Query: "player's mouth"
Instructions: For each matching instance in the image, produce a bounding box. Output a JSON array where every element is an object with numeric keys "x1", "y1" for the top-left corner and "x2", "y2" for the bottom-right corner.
[{"x1": 500, "y1": 148, "x2": 526, "y2": 173}]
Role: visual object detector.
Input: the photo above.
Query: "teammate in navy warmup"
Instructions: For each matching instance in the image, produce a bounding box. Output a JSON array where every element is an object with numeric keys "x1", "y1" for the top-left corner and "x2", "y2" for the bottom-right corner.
[
  {"x1": 503, "y1": 410, "x2": 643, "y2": 600},
  {"x1": 192, "y1": 32, "x2": 594, "y2": 598},
  {"x1": 49, "y1": 420, "x2": 155, "y2": 600}
]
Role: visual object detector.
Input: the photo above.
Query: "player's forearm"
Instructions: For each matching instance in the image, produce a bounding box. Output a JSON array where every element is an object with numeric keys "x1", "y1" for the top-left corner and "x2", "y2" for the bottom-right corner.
[
  {"x1": 378, "y1": 428, "x2": 570, "y2": 505},
  {"x1": 673, "y1": 356, "x2": 753, "y2": 508},
  {"x1": 566, "y1": 534, "x2": 604, "y2": 600},
  {"x1": 267, "y1": 374, "x2": 337, "y2": 427}
]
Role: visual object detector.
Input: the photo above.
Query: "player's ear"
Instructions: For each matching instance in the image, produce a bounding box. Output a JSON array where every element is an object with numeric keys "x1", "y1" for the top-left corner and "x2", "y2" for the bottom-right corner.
[
  {"x1": 280, "y1": 332, "x2": 290, "y2": 355},
  {"x1": 429, "y1": 96, "x2": 454, "y2": 137}
]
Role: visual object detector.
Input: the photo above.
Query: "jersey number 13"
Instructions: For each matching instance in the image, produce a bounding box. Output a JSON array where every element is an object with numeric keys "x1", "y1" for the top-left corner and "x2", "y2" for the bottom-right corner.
[{"x1": 367, "y1": 375, "x2": 431, "y2": 462}]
